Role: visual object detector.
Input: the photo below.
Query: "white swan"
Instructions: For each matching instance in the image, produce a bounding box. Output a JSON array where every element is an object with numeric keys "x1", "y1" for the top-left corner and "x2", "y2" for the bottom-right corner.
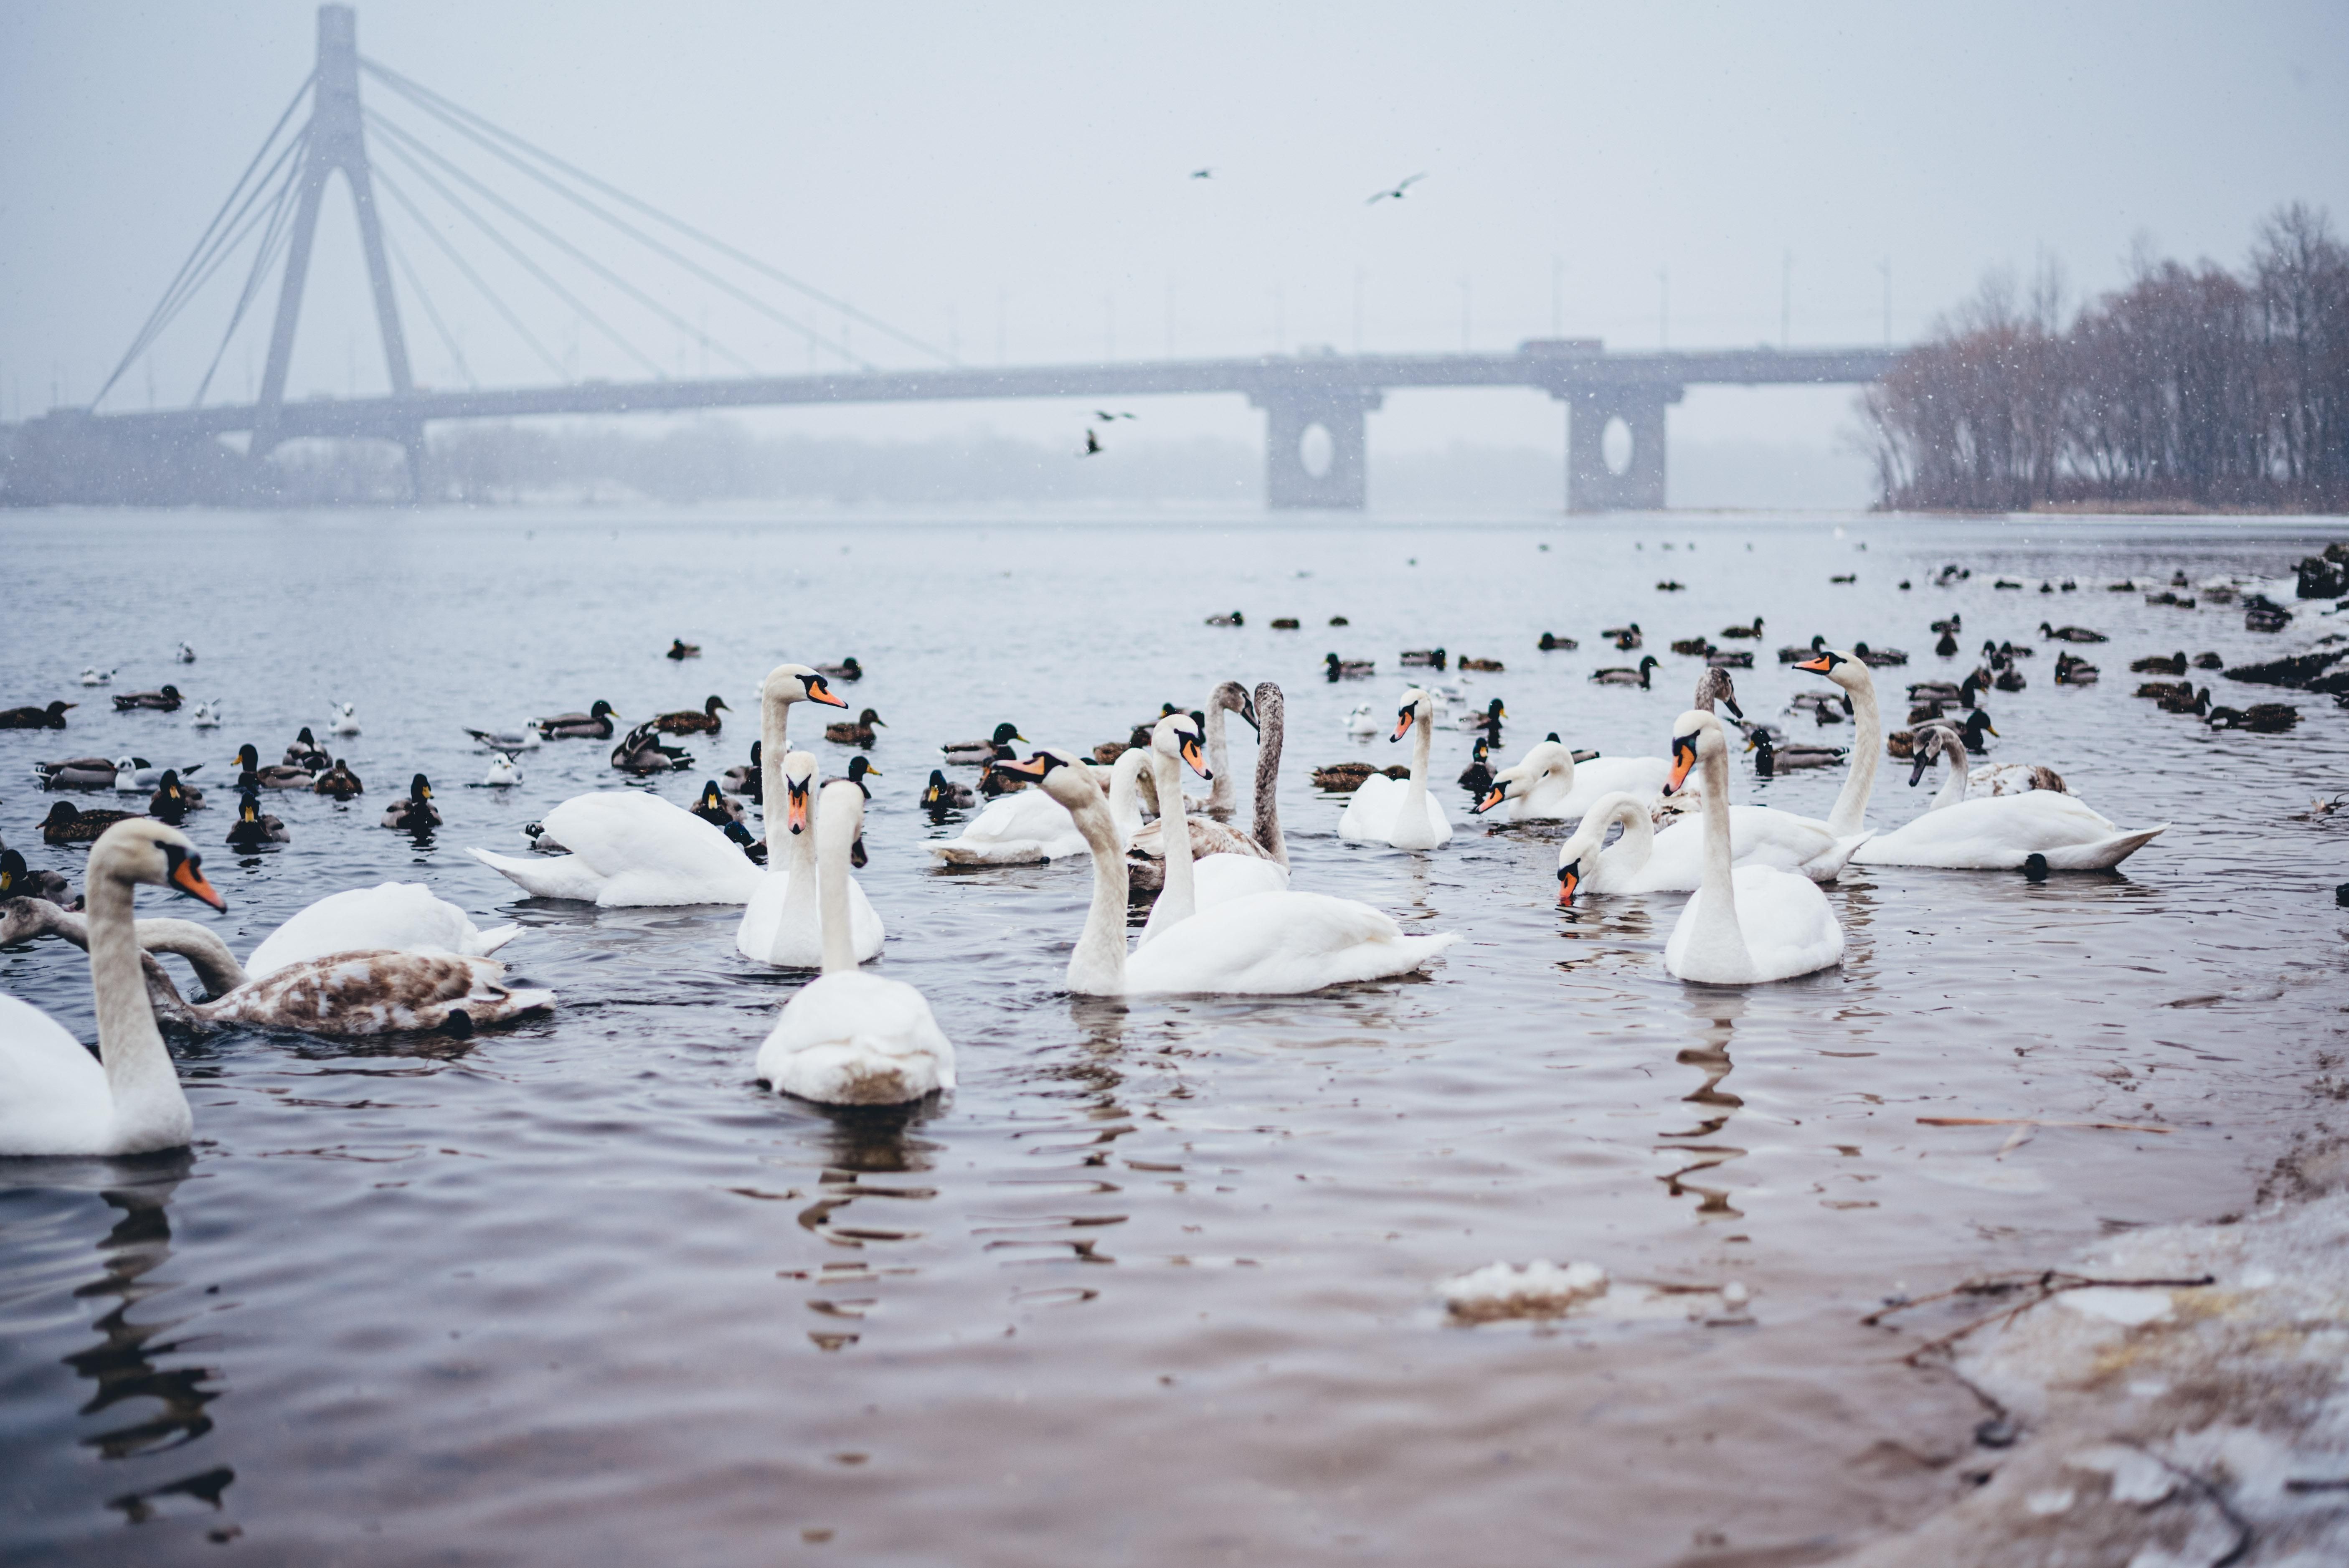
[
  {"x1": 1853, "y1": 722, "x2": 2165, "y2": 871},
  {"x1": 998, "y1": 741, "x2": 1456, "y2": 995},
  {"x1": 929, "y1": 748, "x2": 1146, "y2": 866},
  {"x1": 246, "y1": 882, "x2": 521, "y2": 979},
  {"x1": 472, "y1": 663, "x2": 845, "y2": 906},
  {"x1": 0, "y1": 820, "x2": 222, "y2": 1156},
  {"x1": 1337, "y1": 688, "x2": 1452, "y2": 848},
  {"x1": 1554, "y1": 791, "x2": 1870, "y2": 900},
  {"x1": 736, "y1": 750, "x2": 885, "y2": 967},
  {"x1": 1791, "y1": 649, "x2": 1885, "y2": 837},
  {"x1": 1202, "y1": 680, "x2": 1254, "y2": 816},
  {"x1": 1131, "y1": 715, "x2": 1281, "y2": 946},
  {"x1": 755, "y1": 779, "x2": 953, "y2": 1104},
  {"x1": 1474, "y1": 739, "x2": 1670, "y2": 822},
  {"x1": 1659, "y1": 713, "x2": 1844, "y2": 985},
  {"x1": 1129, "y1": 681, "x2": 1290, "y2": 901}
]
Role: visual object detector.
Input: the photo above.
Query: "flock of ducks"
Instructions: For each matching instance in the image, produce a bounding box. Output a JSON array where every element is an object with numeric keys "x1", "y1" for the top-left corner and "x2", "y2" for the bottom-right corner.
[{"x1": 13, "y1": 564, "x2": 2308, "y2": 1162}]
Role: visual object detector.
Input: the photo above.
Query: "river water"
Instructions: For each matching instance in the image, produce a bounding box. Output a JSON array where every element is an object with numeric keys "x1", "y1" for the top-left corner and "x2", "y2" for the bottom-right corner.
[{"x1": 3, "y1": 506, "x2": 2345, "y2": 1565}]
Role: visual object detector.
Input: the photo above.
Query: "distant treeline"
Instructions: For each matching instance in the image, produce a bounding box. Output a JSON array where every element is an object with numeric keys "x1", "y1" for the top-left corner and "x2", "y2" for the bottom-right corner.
[{"x1": 1857, "y1": 202, "x2": 2348, "y2": 512}]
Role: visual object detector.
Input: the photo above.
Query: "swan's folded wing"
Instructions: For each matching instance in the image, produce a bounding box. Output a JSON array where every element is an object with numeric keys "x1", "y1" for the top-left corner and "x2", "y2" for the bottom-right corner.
[
  {"x1": 0, "y1": 995, "x2": 115, "y2": 1154},
  {"x1": 757, "y1": 972, "x2": 954, "y2": 1103},
  {"x1": 203, "y1": 952, "x2": 553, "y2": 1036},
  {"x1": 469, "y1": 847, "x2": 610, "y2": 903}
]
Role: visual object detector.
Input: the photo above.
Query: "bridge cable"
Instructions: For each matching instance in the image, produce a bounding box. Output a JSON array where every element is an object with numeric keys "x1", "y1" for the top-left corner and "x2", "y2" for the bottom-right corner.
[
  {"x1": 378, "y1": 218, "x2": 477, "y2": 390},
  {"x1": 371, "y1": 161, "x2": 567, "y2": 384},
  {"x1": 360, "y1": 58, "x2": 953, "y2": 366},
  {"x1": 92, "y1": 75, "x2": 315, "y2": 408},
  {"x1": 369, "y1": 111, "x2": 756, "y2": 378},
  {"x1": 368, "y1": 119, "x2": 667, "y2": 380},
  {"x1": 191, "y1": 144, "x2": 310, "y2": 407},
  {"x1": 359, "y1": 77, "x2": 860, "y2": 371}
]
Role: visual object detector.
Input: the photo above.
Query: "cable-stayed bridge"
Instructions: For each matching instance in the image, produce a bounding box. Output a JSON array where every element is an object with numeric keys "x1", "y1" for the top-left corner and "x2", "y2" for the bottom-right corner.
[{"x1": 4, "y1": 6, "x2": 1900, "y2": 512}]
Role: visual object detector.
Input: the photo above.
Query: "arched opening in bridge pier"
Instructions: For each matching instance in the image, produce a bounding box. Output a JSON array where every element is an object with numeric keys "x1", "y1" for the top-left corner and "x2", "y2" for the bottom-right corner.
[
  {"x1": 1298, "y1": 423, "x2": 1334, "y2": 480},
  {"x1": 1601, "y1": 416, "x2": 1633, "y2": 477}
]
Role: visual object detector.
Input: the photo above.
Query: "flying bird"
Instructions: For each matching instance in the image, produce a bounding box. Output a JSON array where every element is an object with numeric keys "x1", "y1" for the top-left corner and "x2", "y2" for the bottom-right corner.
[
  {"x1": 1367, "y1": 173, "x2": 1427, "y2": 204},
  {"x1": 1081, "y1": 427, "x2": 1103, "y2": 457},
  {"x1": 1190, "y1": 167, "x2": 1214, "y2": 180},
  {"x1": 1093, "y1": 410, "x2": 1135, "y2": 422}
]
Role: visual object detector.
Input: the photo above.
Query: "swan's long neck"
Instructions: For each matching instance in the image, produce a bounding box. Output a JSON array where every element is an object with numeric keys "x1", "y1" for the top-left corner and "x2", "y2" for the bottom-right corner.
[
  {"x1": 1692, "y1": 737, "x2": 1754, "y2": 975},
  {"x1": 1828, "y1": 669, "x2": 1881, "y2": 837},
  {"x1": 1152, "y1": 744, "x2": 1197, "y2": 926},
  {"x1": 1253, "y1": 687, "x2": 1286, "y2": 868},
  {"x1": 1400, "y1": 707, "x2": 1433, "y2": 822},
  {"x1": 1598, "y1": 793, "x2": 1655, "y2": 873},
  {"x1": 759, "y1": 684, "x2": 794, "y2": 853},
  {"x1": 1063, "y1": 784, "x2": 1130, "y2": 995},
  {"x1": 1205, "y1": 699, "x2": 1234, "y2": 815},
  {"x1": 82, "y1": 850, "x2": 190, "y2": 1142},
  {"x1": 815, "y1": 784, "x2": 857, "y2": 974},
  {"x1": 1108, "y1": 748, "x2": 1148, "y2": 847},
  {"x1": 1931, "y1": 733, "x2": 1971, "y2": 811}
]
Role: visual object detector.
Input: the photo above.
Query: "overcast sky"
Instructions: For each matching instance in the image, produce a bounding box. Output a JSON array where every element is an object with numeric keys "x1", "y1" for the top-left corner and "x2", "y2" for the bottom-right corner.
[{"x1": 3, "y1": 0, "x2": 2344, "y2": 463}]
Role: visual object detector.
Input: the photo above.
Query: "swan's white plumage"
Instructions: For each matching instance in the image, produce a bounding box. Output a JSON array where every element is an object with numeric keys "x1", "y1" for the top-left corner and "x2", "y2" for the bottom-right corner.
[
  {"x1": 1337, "y1": 689, "x2": 1451, "y2": 848},
  {"x1": 246, "y1": 882, "x2": 520, "y2": 979},
  {"x1": 1560, "y1": 793, "x2": 1867, "y2": 894},
  {"x1": 1661, "y1": 712, "x2": 1844, "y2": 986},
  {"x1": 736, "y1": 751, "x2": 885, "y2": 966},
  {"x1": 1854, "y1": 792, "x2": 2164, "y2": 870},
  {"x1": 927, "y1": 788, "x2": 1085, "y2": 863},
  {"x1": 470, "y1": 791, "x2": 763, "y2": 906},
  {"x1": 0, "y1": 994, "x2": 117, "y2": 1156},
  {"x1": 1124, "y1": 888, "x2": 1455, "y2": 994},
  {"x1": 1487, "y1": 741, "x2": 1669, "y2": 821}
]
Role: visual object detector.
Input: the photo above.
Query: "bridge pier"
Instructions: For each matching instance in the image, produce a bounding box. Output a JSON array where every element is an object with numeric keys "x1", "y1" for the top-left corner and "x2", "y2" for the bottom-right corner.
[
  {"x1": 1253, "y1": 389, "x2": 1381, "y2": 510},
  {"x1": 1560, "y1": 385, "x2": 1682, "y2": 512}
]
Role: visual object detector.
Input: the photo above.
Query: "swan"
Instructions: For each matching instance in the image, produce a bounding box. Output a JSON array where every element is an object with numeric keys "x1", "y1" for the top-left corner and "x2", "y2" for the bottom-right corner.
[
  {"x1": 735, "y1": 751, "x2": 885, "y2": 968},
  {"x1": 1202, "y1": 681, "x2": 1255, "y2": 815},
  {"x1": 995, "y1": 745, "x2": 1455, "y2": 996},
  {"x1": 1337, "y1": 688, "x2": 1451, "y2": 848},
  {"x1": 1658, "y1": 714, "x2": 1844, "y2": 985},
  {"x1": 0, "y1": 820, "x2": 223, "y2": 1156},
  {"x1": 1474, "y1": 739, "x2": 1669, "y2": 822},
  {"x1": 1555, "y1": 790, "x2": 1870, "y2": 899},
  {"x1": 1854, "y1": 724, "x2": 2164, "y2": 871},
  {"x1": 1129, "y1": 683, "x2": 1288, "y2": 880},
  {"x1": 754, "y1": 779, "x2": 953, "y2": 1104},
  {"x1": 1129, "y1": 715, "x2": 1289, "y2": 944},
  {"x1": 246, "y1": 882, "x2": 520, "y2": 979},
  {"x1": 1791, "y1": 650, "x2": 1885, "y2": 836},
  {"x1": 472, "y1": 664, "x2": 845, "y2": 906}
]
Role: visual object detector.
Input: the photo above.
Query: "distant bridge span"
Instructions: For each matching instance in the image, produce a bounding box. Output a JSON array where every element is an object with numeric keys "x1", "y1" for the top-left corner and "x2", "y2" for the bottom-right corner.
[{"x1": 7, "y1": 342, "x2": 1897, "y2": 511}]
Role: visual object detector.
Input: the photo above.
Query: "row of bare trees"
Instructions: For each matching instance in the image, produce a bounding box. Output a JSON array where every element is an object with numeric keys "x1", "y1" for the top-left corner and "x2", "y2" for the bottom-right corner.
[{"x1": 1857, "y1": 203, "x2": 2348, "y2": 511}]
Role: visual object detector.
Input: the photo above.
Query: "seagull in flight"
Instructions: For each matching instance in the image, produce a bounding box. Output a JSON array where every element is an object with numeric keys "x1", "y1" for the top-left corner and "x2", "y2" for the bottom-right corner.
[
  {"x1": 1094, "y1": 410, "x2": 1136, "y2": 422},
  {"x1": 1081, "y1": 427, "x2": 1104, "y2": 457},
  {"x1": 1366, "y1": 173, "x2": 1428, "y2": 204},
  {"x1": 1190, "y1": 167, "x2": 1215, "y2": 180}
]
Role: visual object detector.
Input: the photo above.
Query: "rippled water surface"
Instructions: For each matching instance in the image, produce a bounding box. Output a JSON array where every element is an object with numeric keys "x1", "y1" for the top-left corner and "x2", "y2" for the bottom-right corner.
[{"x1": 4, "y1": 506, "x2": 2346, "y2": 1565}]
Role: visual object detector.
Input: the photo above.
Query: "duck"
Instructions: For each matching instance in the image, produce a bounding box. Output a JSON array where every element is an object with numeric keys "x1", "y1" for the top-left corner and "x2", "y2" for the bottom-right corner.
[
  {"x1": 146, "y1": 771, "x2": 203, "y2": 825},
  {"x1": 284, "y1": 728, "x2": 333, "y2": 770},
  {"x1": 2244, "y1": 596, "x2": 2295, "y2": 633},
  {"x1": 754, "y1": 779, "x2": 946, "y2": 1103},
  {"x1": 535, "y1": 699, "x2": 620, "y2": 741},
  {"x1": 1205, "y1": 610, "x2": 1245, "y2": 627},
  {"x1": 1456, "y1": 697, "x2": 1506, "y2": 742},
  {"x1": 1748, "y1": 732, "x2": 1845, "y2": 775},
  {"x1": 1, "y1": 700, "x2": 76, "y2": 730},
  {"x1": 0, "y1": 820, "x2": 223, "y2": 1155},
  {"x1": 1400, "y1": 648, "x2": 1447, "y2": 669},
  {"x1": 188, "y1": 700, "x2": 223, "y2": 730},
  {"x1": 1325, "y1": 652, "x2": 1376, "y2": 681},
  {"x1": 736, "y1": 752, "x2": 885, "y2": 968},
  {"x1": 1670, "y1": 635, "x2": 1715, "y2": 657},
  {"x1": 1474, "y1": 739, "x2": 1669, "y2": 822},
  {"x1": 1778, "y1": 634, "x2": 1827, "y2": 664},
  {"x1": 233, "y1": 743, "x2": 314, "y2": 790},
  {"x1": 824, "y1": 707, "x2": 885, "y2": 748},
  {"x1": 2156, "y1": 685, "x2": 2212, "y2": 716},
  {"x1": 2054, "y1": 652, "x2": 2100, "y2": 686},
  {"x1": 381, "y1": 775, "x2": 440, "y2": 831},
  {"x1": 34, "y1": 755, "x2": 128, "y2": 791},
  {"x1": 463, "y1": 723, "x2": 540, "y2": 751},
  {"x1": 1851, "y1": 642, "x2": 1908, "y2": 667},
  {"x1": 1459, "y1": 655, "x2": 1504, "y2": 673},
  {"x1": 942, "y1": 722, "x2": 1025, "y2": 765},
  {"x1": 481, "y1": 753, "x2": 522, "y2": 788},
  {"x1": 1270, "y1": 618, "x2": 1301, "y2": 630},
  {"x1": 43, "y1": 802, "x2": 141, "y2": 846},
  {"x1": 610, "y1": 721, "x2": 693, "y2": 774},
  {"x1": 1656, "y1": 713, "x2": 1844, "y2": 985},
  {"x1": 1887, "y1": 706, "x2": 1996, "y2": 762},
  {"x1": 2193, "y1": 651, "x2": 2225, "y2": 670},
  {"x1": 2130, "y1": 651, "x2": 2188, "y2": 675},
  {"x1": 1337, "y1": 689, "x2": 1451, "y2": 849},
  {"x1": 721, "y1": 741, "x2": 763, "y2": 799},
  {"x1": 1705, "y1": 649, "x2": 1754, "y2": 669},
  {"x1": 1591, "y1": 655, "x2": 1660, "y2": 688},
  {"x1": 0, "y1": 848, "x2": 75, "y2": 904},
  {"x1": 994, "y1": 743, "x2": 1453, "y2": 996},
  {"x1": 1553, "y1": 786, "x2": 1869, "y2": 902},
  {"x1": 689, "y1": 778, "x2": 761, "y2": 853},
  {"x1": 111, "y1": 685, "x2": 183, "y2": 712},
  {"x1": 328, "y1": 701, "x2": 361, "y2": 736},
  {"x1": 1603, "y1": 623, "x2": 1644, "y2": 650},
  {"x1": 653, "y1": 695, "x2": 730, "y2": 735},
  {"x1": 1656, "y1": 579, "x2": 1687, "y2": 591},
  {"x1": 814, "y1": 657, "x2": 863, "y2": 682},
  {"x1": 2039, "y1": 622, "x2": 2108, "y2": 643},
  {"x1": 1934, "y1": 629, "x2": 1960, "y2": 657},
  {"x1": 226, "y1": 791, "x2": 288, "y2": 850},
  {"x1": 1994, "y1": 663, "x2": 2028, "y2": 693},
  {"x1": 666, "y1": 639, "x2": 702, "y2": 660},
  {"x1": 2209, "y1": 703, "x2": 2301, "y2": 733},
  {"x1": 1313, "y1": 761, "x2": 1405, "y2": 793},
  {"x1": 313, "y1": 760, "x2": 365, "y2": 800},
  {"x1": 922, "y1": 769, "x2": 975, "y2": 812},
  {"x1": 1854, "y1": 722, "x2": 2160, "y2": 869},
  {"x1": 474, "y1": 664, "x2": 841, "y2": 907},
  {"x1": 1457, "y1": 737, "x2": 1494, "y2": 796},
  {"x1": 1538, "y1": 632, "x2": 1578, "y2": 651},
  {"x1": 78, "y1": 667, "x2": 116, "y2": 687},
  {"x1": 1719, "y1": 616, "x2": 1765, "y2": 640},
  {"x1": 977, "y1": 760, "x2": 1028, "y2": 797}
]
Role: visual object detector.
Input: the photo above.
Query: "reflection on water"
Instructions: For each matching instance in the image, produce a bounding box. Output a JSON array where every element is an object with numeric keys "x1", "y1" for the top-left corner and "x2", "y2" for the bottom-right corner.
[{"x1": 1657, "y1": 993, "x2": 1748, "y2": 1219}]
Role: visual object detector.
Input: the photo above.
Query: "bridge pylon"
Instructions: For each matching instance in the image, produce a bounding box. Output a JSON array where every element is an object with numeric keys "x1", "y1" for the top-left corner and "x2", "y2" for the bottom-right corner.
[{"x1": 251, "y1": 4, "x2": 423, "y2": 493}]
